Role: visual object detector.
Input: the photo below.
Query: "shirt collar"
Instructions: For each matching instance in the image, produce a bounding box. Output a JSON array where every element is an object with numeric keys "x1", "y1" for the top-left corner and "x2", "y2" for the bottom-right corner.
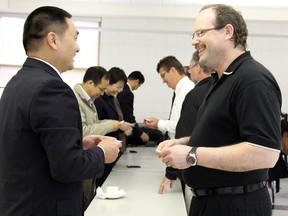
[
  {"x1": 78, "y1": 84, "x2": 94, "y2": 106},
  {"x1": 127, "y1": 83, "x2": 132, "y2": 92},
  {"x1": 212, "y1": 51, "x2": 252, "y2": 81},
  {"x1": 225, "y1": 51, "x2": 251, "y2": 73},
  {"x1": 30, "y1": 57, "x2": 61, "y2": 77},
  {"x1": 175, "y1": 76, "x2": 190, "y2": 93}
]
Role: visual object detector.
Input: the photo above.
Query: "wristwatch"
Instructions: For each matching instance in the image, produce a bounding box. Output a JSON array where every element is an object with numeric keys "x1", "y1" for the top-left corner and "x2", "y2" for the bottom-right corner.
[{"x1": 186, "y1": 147, "x2": 198, "y2": 166}]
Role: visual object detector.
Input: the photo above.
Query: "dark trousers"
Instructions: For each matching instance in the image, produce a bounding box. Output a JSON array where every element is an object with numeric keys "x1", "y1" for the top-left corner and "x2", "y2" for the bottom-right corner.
[
  {"x1": 84, "y1": 163, "x2": 116, "y2": 211},
  {"x1": 84, "y1": 154, "x2": 122, "y2": 210},
  {"x1": 189, "y1": 187, "x2": 272, "y2": 216}
]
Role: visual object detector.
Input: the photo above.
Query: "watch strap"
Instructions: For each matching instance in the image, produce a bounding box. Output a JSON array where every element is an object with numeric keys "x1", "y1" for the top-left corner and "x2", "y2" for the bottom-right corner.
[{"x1": 190, "y1": 146, "x2": 198, "y2": 155}]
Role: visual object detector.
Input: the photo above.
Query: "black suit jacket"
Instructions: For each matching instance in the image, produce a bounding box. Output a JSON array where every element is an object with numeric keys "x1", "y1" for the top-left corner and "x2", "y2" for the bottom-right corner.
[
  {"x1": 117, "y1": 84, "x2": 143, "y2": 137},
  {"x1": 0, "y1": 58, "x2": 105, "y2": 216},
  {"x1": 94, "y1": 93, "x2": 120, "y2": 139},
  {"x1": 166, "y1": 77, "x2": 213, "y2": 180},
  {"x1": 175, "y1": 77, "x2": 213, "y2": 138}
]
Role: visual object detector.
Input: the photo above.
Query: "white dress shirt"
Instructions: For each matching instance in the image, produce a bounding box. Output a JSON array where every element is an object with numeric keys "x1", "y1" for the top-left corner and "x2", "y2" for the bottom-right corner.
[{"x1": 158, "y1": 76, "x2": 194, "y2": 139}]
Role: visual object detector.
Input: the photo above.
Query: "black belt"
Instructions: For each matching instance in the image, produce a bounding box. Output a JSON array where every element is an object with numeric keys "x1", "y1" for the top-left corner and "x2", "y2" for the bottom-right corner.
[{"x1": 190, "y1": 181, "x2": 267, "y2": 197}]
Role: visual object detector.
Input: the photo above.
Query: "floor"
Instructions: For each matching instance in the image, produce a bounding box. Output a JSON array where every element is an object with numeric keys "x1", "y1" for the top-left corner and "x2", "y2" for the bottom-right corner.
[{"x1": 271, "y1": 177, "x2": 288, "y2": 216}]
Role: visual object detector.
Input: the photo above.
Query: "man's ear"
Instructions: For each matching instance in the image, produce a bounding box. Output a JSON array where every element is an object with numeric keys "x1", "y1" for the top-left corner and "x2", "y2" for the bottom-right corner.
[
  {"x1": 224, "y1": 24, "x2": 234, "y2": 41},
  {"x1": 170, "y1": 67, "x2": 177, "y2": 74},
  {"x1": 47, "y1": 32, "x2": 58, "y2": 49},
  {"x1": 135, "y1": 80, "x2": 140, "y2": 86},
  {"x1": 88, "y1": 80, "x2": 94, "y2": 85}
]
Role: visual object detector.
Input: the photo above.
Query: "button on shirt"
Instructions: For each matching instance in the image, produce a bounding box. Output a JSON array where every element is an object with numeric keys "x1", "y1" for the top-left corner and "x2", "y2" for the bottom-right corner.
[{"x1": 158, "y1": 76, "x2": 194, "y2": 139}]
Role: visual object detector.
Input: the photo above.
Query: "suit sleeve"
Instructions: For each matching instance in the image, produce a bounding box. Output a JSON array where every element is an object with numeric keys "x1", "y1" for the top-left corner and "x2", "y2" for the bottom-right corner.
[
  {"x1": 119, "y1": 91, "x2": 136, "y2": 123},
  {"x1": 118, "y1": 91, "x2": 143, "y2": 137},
  {"x1": 165, "y1": 167, "x2": 182, "y2": 181},
  {"x1": 30, "y1": 79, "x2": 105, "y2": 182},
  {"x1": 80, "y1": 104, "x2": 114, "y2": 136}
]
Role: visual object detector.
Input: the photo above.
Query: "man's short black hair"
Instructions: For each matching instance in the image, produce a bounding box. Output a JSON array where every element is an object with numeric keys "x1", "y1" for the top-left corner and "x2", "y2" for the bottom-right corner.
[
  {"x1": 108, "y1": 67, "x2": 127, "y2": 85},
  {"x1": 83, "y1": 66, "x2": 109, "y2": 84},
  {"x1": 128, "y1": 71, "x2": 145, "y2": 84}
]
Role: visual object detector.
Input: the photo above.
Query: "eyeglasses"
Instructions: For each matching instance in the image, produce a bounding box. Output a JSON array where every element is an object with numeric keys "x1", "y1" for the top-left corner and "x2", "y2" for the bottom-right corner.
[
  {"x1": 97, "y1": 85, "x2": 105, "y2": 93},
  {"x1": 188, "y1": 63, "x2": 199, "y2": 76},
  {"x1": 160, "y1": 71, "x2": 168, "y2": 79},
  {"x1": 160, "y1": 68, "x2": 171, "y2": 79},
  {"x1": 190, "y1": 26, "x2": 223, "y2": 40}
]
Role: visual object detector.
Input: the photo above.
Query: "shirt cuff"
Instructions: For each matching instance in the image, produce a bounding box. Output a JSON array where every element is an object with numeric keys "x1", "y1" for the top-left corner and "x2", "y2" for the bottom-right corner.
[
  {"x1": 97, "y1": 146, "x2": 106, "y2": 157},
  {"x1": 157, "y1": 119, "x2": 167, "y2": 133}
]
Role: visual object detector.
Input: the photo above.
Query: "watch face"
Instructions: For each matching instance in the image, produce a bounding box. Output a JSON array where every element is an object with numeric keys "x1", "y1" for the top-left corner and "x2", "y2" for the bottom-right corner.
[
  {"x1": 186, "y1": 147, "x2": 198, "y2": 166},
  {"x1": 187, "y1": 153, "x2": 196, "y2": 165}
]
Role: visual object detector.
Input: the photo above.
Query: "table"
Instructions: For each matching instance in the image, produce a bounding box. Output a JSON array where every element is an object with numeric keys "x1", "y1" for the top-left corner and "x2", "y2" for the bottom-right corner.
[
  {"x1": 85, "y1": 147, "x2": 187, "y2": 216},
  {"x1": 113, "y1": 147, "x2": 166, "y2": 172}
]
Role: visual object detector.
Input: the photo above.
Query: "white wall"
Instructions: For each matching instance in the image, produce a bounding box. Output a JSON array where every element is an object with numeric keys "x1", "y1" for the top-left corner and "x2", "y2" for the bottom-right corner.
[
  {"x1": 2, "y1": 0, "x2": 288, "y2": 21},
  {"x1": 99, "y1": 17, "x2": 193, "y2": 121},
  {"x1": 246, "y1": 21, "x2": 288, "y2": 115},
  {"x1": 0, "y1": 17, "x2": 100, "y2": 93},
  {"x1": 98, "y1": 16, "x2": 288, "y2": 121},
  {"x1": 1, "y1": 0, "x2": 288, "y2": 121}
]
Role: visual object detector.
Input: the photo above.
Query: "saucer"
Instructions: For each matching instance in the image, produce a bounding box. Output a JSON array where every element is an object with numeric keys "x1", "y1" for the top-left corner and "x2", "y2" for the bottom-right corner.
[
  {"x1": 96, "y1": 187, "x2": 126, "y2": 199},
  {"x1": 106, "y1": 189, "x2": 126, "y2": 199}
]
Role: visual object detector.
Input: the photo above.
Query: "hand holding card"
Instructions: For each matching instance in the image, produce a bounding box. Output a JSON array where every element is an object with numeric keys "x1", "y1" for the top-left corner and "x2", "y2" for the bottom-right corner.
[{"x1": 144, "y1": 118, "x2": 152, "y2": 123}]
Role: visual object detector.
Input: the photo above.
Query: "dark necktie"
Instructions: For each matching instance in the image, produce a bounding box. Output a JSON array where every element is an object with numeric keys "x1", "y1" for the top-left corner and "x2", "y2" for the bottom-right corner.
[
  {"x1": 114, "y1": 97, "x2": 124, "y2": 121},
  {"x1": 113, "y1": 97, "x2": 126, "y2": 152},
  {"x1": 169, "y1": 91, "x2": 176, "y2": 120},
  {"x1": 165, "y1": 91, "x2": 176, "y2": 140}
]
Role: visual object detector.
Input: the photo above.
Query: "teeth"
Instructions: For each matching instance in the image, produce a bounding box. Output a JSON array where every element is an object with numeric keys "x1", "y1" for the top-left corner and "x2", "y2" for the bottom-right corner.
[
  {"x1": 198, "y1": 48, "x2": 204, "y2": 53},
  {"x1": 195, "y1": 45, "x2": 204, "y2": 53}
]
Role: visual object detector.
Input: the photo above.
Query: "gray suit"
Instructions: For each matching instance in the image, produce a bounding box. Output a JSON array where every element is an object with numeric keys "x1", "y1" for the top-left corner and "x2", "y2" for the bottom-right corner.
[{"x1": 73, "y1": 83, "x2": 114, "y2": 136}]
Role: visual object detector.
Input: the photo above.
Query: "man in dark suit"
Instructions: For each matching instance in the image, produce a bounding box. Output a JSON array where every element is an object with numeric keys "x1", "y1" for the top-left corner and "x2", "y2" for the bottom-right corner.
[
  {"x1": 0, "y1": 6, "x2": 121, "y2": 216},
  {"x1": 117, "y1": 71, "x2": 164, "y2": 145}
]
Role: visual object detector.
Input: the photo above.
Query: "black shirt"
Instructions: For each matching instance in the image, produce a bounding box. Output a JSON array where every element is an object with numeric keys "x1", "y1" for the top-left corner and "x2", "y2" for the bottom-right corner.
[
  {"x1": 183, "y1": 51, "x2": 282, "y2": 188},
  {"x1": 166, "y1": 77, "x2": 213, "y2": 180},
  {"x1": 175, "y1": 77, "x2": 213, "y2": 139}
]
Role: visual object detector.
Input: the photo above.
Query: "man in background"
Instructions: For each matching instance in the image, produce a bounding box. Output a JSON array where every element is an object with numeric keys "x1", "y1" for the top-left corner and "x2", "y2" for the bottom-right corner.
[
  {"x1": 73, "y1": 66, "x2": 133, "y2": 209},
  {"x1": 117, "y1": 71, "x2": 163, "y2": 145},
  {"x1": 144, "y1": 56, "x2": 194, "y2": 140},
  {"x1": 73, "y1": 66, "x2": 133, "y2": 137}
]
